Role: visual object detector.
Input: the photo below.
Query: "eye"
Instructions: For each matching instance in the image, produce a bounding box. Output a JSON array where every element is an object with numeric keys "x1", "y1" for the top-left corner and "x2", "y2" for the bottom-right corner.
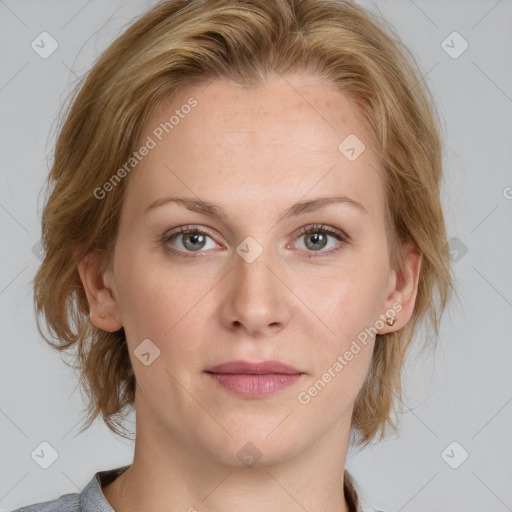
[
  {"x1": 162, "y1": 225, "x2": 219, "y2": 258},
  {"x1": 292, "y1": 223, "x2": 348, "y2": 257},
  {"x1": 161, "y1": 223, "x2": 348, "y2": 259}
]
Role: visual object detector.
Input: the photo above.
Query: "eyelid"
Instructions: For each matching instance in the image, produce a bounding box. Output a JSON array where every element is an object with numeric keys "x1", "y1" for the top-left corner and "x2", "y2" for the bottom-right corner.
[{"x1": 294, "y1": 223, "x2": 347, "y2": 241}]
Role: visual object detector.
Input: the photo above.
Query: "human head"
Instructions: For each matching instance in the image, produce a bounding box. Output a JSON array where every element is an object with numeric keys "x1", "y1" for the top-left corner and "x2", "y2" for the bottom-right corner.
[{"x1": 33, "y1": 0, "x2": 453, "y2": 447}]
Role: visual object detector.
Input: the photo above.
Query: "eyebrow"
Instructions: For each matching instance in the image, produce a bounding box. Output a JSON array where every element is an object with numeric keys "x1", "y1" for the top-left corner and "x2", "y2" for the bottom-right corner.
[{"x1": 145, "y1": 195, "x2": 368, "y2": 219}]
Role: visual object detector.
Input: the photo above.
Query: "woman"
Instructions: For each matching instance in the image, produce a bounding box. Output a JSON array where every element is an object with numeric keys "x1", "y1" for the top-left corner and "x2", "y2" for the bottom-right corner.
[{"x1": 16, "y1": 0, "x2": 453, "y2": 510}]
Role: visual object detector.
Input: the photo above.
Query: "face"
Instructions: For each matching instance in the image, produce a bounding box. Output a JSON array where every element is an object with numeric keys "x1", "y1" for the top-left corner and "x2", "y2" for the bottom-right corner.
[{"x1": 82, "y1": 73, "x2": 419, "y2": 467}]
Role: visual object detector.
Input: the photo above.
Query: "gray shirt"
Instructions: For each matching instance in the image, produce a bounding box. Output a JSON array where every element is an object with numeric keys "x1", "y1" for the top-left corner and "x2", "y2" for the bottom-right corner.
[{"x1": 12, "y1": 465, "x2": 385, "y2": 512}]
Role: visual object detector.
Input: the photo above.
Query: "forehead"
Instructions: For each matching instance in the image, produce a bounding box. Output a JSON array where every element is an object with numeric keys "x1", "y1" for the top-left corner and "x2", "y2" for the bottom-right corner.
[
  {"x1": 123, "y1": 74, "x2": 384, "y2": 221},
  {"x1": 153, "y1": 74, "x2": 371, "y2": 151}
]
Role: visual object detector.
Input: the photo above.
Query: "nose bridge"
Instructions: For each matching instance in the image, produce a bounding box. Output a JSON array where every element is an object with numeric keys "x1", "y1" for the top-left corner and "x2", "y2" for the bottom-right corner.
[
  {"x1": 234, "y1": 237, "x2": 281, "y2": 304},
  {"x1": 222, "y1": 235, "x2": 290, "y2": 333}
]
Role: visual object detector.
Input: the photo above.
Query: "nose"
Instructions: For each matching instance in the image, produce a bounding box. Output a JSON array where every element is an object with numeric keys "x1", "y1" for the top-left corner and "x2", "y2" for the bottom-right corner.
[{"x1": 219, "y1": 242, "x2": 291, "y2": 337}]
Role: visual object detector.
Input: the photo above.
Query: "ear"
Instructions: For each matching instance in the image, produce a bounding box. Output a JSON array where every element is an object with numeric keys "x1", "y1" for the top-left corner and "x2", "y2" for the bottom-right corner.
[
  {"x1": 378, "y1": 240, "x2": 422, "y2": 334},
  {"x1": 76, "y1": 250, "x2": 123, "y2": 332}
]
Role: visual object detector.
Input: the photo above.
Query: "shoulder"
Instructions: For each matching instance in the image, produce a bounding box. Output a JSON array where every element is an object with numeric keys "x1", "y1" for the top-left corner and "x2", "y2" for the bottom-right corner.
[
  {"x1": 11, "y1": 491, "x2": 81, "y2": 511},
  {"x1": 345, "y1": 469, "x2": 388, "y2": 512},
  {"x1": 11, "y1": 465, "x2": 130, "y2": 512}
]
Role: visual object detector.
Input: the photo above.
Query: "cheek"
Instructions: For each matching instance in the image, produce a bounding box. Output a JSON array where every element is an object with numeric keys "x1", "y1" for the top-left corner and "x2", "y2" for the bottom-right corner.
[
  {"x1": 112, "y1": 248, "x2": 178, "y2": 341},
  {"x1": 114, "y1": 249, "x2": 215, "y2": 363},
  {"x1": 301, "y1": 276, "x2": 380, "y2": 403},
  {"x1": 316, "y1": 263, "x2": 388, "y2": 345}
]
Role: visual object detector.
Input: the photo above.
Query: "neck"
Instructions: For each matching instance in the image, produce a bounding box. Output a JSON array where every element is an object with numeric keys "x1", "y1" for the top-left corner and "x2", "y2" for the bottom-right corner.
[{"x1": 102, "y1": 392, "x2": 353, "y2": 512}]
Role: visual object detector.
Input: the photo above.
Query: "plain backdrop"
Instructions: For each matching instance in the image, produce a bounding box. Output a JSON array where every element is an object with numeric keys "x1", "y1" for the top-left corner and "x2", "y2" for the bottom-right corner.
[{"x1": 1, "y1": 1, "x2": 511, "y2": 511}]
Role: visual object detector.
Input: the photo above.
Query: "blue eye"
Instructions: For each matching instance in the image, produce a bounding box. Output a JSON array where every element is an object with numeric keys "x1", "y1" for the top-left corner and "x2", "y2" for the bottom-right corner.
[
  {"x1": 162, "y1": 225, "x2": 218, "y2": 258},
  {"x1": 293, "y1": 223, "x2": 348, "y2": 257},
  {"x1": 161, "y1": 223, "x2": 348, "y2": 259}
]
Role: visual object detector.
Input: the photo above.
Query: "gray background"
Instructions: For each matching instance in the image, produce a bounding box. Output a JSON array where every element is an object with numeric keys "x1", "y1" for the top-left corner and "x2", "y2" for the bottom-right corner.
[{"x1": 1, "y1": 1, "x2": 511, "y2": 511}]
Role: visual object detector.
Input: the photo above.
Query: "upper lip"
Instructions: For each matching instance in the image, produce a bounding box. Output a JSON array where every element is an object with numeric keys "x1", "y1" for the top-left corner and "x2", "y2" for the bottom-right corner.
[{"x1": 205, "y1": 360, "x2": 303, "y2": 375}]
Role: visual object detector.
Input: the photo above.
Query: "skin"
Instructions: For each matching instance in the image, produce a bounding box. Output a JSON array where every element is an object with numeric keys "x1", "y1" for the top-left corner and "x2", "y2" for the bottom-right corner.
[{"x1": 78, "y1": 73, "x2": 421, "y2": 512}]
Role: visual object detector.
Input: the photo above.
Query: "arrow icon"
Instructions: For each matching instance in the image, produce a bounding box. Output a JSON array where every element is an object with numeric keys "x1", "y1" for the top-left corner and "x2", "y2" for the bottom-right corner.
[
  {"x1": 31, "y1": 31, "x2": 59, "y2": 59},
  {"x1": 338, "y1": 134, "x2": 365, "y2": 161},
  {"x1": 237, "y1": 441, "x2": 262, "y2": 467},
  {"x1": 441, "y1": 31, "x2": 468, "y2": 59},
  {"x1": 134, "y1": 338, "x2": 161, "y2": 365},
  {"x1": 236, "y1": 236, "x2": 263, "y2": 263},
  {"x1": 31, "y1": 441, "x2": 59, "y2": 468},
  {"x1": 441, "y1": 441, "x2": 468, "y2": 469}
]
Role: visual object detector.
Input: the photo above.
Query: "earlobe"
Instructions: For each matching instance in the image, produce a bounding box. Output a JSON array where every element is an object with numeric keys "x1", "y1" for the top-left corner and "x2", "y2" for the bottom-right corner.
[
  {"x1": 76, "y1": 251, "x2": 123, "y2": 332},
  {"x1": 378, "y1": 241, "x2": 422, "y2": 334}
]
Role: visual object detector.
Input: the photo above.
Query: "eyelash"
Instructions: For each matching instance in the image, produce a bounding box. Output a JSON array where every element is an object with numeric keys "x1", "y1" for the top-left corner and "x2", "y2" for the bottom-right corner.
[{"x1": 161, "y1": 223, "x2": 348, "y2": 259}]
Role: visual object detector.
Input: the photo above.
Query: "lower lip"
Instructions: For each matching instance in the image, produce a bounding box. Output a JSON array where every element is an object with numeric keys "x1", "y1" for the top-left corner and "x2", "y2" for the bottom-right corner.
[{"x1": 206, "y1": 373, "x2": 303, "y2": 398}]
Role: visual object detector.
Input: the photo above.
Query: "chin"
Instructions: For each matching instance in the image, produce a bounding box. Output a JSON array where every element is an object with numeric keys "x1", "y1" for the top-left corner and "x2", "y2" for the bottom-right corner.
[{"x1": 198, "y1": 427, "x2": 306, "y2": 469}]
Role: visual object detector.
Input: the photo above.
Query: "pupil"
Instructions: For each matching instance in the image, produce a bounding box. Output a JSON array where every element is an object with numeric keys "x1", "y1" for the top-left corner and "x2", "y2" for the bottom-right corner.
[
  {"x1": 307, "y1": 233, "x2": 327, "y2": 250},
  {"x1": 184, "y1": 233, "x2": 205, "y2": 250}
]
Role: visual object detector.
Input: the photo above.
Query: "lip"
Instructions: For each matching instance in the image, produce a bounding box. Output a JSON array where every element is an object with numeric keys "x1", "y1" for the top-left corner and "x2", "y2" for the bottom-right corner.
[
  {"x1": 205, "y1": 360, "x2": 305, "y2": 398},
  {"x1": 205, "y1": 360, "x2": 303, "y2": 375}
]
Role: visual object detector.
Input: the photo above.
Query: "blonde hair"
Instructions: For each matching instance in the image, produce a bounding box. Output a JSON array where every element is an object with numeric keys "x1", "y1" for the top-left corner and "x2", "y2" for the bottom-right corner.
[{"x1": 33, "y1": 0, "x2": 454, "y2": 445}]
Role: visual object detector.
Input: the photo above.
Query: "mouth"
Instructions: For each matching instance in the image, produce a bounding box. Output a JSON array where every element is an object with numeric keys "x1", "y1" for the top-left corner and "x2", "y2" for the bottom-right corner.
[
  {"x1": 205, "y1": 359, "x2": 303, "y2": 375},
  {"x1": 204, "y1": 360, "x2": 305, "y2": 398}
]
